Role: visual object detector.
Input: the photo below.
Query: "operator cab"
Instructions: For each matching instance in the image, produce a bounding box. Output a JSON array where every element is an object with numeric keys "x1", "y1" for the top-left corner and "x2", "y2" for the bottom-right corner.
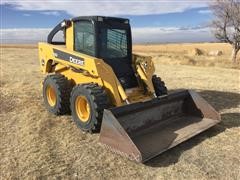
[{"x1": 48, "y1": 16, "x2": 138, "y2": 89}]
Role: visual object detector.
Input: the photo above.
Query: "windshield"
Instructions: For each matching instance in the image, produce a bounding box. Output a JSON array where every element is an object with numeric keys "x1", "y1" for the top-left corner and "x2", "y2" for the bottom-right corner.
[{"x1": 99, "y1": 28, "x2": 128, "y2": 59}]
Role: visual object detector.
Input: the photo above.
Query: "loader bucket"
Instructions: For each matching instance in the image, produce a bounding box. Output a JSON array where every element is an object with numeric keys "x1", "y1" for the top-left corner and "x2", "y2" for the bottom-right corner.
[{"x1": 99, "y1": 90, "x2": 221, "y2": 163}]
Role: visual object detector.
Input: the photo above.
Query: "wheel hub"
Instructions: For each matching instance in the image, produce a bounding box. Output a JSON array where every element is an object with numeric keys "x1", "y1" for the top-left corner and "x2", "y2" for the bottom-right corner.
[
  {"x1": 46, "y1": 85, "x2": 57, "y2": 107},
  {"x1": 75, "y1": 96, "x2": 90, "y2": 122}
]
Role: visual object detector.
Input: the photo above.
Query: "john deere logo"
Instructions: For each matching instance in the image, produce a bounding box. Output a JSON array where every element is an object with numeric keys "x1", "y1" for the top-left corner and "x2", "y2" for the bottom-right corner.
[{"x1": 69, "y1": 56, "x2": 84, "y2": 66}]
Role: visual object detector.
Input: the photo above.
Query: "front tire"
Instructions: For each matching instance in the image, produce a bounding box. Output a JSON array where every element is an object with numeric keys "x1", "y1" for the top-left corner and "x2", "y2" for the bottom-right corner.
[{"x1": 70, "y1": 83, "x2": 110, "y2": 133}]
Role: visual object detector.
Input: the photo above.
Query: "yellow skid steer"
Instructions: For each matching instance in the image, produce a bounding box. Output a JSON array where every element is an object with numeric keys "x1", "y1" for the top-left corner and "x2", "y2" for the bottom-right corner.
[{"x1": 38, "y1": 16, "x2": 220, "y2": 163}]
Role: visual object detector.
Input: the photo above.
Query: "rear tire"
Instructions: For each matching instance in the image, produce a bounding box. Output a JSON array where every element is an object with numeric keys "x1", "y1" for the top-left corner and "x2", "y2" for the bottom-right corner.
[
  {"x1": 70, "y1": 83, "x2": 110, "y2": 133},
  {"x1": 152, "y1": 75, "x2": 168, "y2": 96},
  {"x1": 43, "y1": 74, "x2": 72, "y2": 115}
]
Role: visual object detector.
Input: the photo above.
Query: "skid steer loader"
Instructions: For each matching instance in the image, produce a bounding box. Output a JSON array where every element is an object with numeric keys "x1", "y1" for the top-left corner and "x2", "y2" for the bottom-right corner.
[{"x1": 38, "y1": 16, "x2": 221, "y2": 163}]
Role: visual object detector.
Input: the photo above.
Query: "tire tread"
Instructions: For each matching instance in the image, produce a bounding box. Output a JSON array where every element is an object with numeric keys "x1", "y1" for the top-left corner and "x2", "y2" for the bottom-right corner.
[{"x1": 152, "y1": 75, "x2": 168, "y2": 96}]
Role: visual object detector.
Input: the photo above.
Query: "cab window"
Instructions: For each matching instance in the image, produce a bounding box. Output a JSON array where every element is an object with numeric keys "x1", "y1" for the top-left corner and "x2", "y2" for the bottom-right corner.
[
  {"x1": 99, "y1": 28, "x2": 128, "y2": 59},
  {"x1": 74, "y1": 21, "x2": 95, "y2": 56}
]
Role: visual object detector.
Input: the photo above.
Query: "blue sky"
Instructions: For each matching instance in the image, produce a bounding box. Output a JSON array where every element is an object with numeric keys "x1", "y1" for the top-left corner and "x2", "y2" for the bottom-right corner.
[{"x1": 0, "y1": 0, "x2": 215, "y2": 43}]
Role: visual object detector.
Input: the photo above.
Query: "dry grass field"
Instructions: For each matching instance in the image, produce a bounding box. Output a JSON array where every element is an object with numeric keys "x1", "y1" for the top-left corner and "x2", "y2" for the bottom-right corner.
[
  {"x1": 133, "y1": 43, "x2": 240, "y2": 69},
  {"x1": 1, "y1": 43, "x2": 240, "y2": 179}
]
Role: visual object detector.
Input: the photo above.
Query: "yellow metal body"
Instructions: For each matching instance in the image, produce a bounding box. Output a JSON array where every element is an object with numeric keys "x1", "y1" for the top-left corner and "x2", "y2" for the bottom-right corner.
[
  {"x1": 133, "y1": 54, "x2": 155, "y2": 94},
  {"x1": 38, "y1": 20, "x2": 156, "y2": 107}
]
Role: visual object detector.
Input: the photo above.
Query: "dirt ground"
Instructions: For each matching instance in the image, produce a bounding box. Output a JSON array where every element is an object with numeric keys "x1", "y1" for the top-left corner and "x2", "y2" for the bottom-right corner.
[{"x1": 0, "y1": 44, "x2": 240, "y2": 179}]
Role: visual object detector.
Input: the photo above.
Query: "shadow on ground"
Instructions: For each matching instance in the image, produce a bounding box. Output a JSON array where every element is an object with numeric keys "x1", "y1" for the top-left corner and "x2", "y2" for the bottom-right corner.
[
  {"x1": 145, "y1": 90, "x2": 240, "y2": 167},
  {"x1": 199, "y1": 90, "x2": 240, "y2": 112}
]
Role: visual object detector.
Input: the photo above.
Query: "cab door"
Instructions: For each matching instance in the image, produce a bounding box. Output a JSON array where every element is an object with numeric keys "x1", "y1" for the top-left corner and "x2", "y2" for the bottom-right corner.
[{"x1": 97, "y1": 23, "x2": 138, "y2": 89}]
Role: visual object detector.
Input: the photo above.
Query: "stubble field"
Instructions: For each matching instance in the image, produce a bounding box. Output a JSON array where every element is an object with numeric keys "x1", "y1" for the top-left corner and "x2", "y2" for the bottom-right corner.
[{"x1": 0, "y1": 43, "x2": 240, "y2": 179}]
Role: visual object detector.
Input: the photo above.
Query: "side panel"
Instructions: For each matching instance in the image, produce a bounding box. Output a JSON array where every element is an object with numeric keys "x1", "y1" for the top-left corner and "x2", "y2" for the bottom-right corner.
[
  {"x1": 38, "y1": 42, "x2": 55, "y2": 73},
  {"x1": 38, "y1": 42, "x2": 124, "y2": 106}
]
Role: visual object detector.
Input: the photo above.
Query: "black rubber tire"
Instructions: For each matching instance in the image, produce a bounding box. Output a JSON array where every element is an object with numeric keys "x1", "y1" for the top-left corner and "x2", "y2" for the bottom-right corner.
[
  {"x1": 70, "y1": 83, "x2": 110, "y2": 133},
  {"x1": 152, "y1": 75, "x2": 168, "y2": 96},
  {"x1": 43, "y1": 74, "x2": 72, "y2": 115}
]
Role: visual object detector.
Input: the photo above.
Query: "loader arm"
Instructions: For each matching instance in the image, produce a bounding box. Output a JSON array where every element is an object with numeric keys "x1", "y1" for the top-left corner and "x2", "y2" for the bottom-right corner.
[{"x1": 132, "y1": 54, "x2": 155, "y2": 94}]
